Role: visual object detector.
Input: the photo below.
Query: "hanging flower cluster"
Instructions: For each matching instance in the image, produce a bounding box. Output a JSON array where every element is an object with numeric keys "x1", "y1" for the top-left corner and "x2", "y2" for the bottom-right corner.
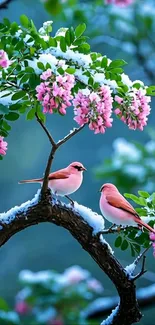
[
  {"x1": 36, "y1": 69, "x2": 75, "y2": 115},
  {"x1": 114, "y1": 89, "x2": 151, "y2": 131},
  {"x1": 0, "y1": 136, "x2": 8, "y2": 156},
  {"x1": 73, "y1": 86, "x2": 113, "y2": 134}
]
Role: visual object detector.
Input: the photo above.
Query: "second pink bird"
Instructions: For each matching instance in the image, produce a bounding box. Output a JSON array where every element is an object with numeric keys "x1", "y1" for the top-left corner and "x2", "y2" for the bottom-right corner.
[{"x1": 99, "y1": 183, "x2": 155, "y2": 234}]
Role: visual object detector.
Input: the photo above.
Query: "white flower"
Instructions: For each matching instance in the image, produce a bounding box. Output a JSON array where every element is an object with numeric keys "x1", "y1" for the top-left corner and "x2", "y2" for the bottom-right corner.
[
  {"x1": 121, "y1": 73, "x2": 132, "y2": 87},
  {"x1": 146, "y1": 140, "x2": 155, "y2": 153},
  {"x1": 124, "y1": 164, "x2": 146, "y2": 180},
  {"x1": 113, "y1": 138, "x2": 141, "y2": 162}
]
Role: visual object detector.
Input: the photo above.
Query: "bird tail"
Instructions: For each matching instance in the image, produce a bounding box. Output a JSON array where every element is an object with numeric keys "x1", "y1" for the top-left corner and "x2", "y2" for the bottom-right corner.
[
  {"x1": 18, "y1": 178, "x2": 43, "y2": 184},
  {"x1": 137, "y1": 218, "x2": 155, "y2": 234}
]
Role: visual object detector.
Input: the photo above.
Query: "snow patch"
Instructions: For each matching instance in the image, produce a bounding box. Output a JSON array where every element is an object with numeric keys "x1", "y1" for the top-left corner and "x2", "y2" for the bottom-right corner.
[
  {"x1": 72, "y1": 202, "x2": 105, "y2": 235},
  {"x1": 0, "y1": 190, "x2": 40, "y2": 225}
]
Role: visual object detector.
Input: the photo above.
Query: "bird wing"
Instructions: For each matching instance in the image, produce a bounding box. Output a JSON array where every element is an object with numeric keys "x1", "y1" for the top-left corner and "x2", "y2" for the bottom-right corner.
[
  {"x1": 106, "y1": 193, "x2": 140, "y2": 218},
  {"x1": 48, "y1": 170, "x2": 70, "y2": 180}
]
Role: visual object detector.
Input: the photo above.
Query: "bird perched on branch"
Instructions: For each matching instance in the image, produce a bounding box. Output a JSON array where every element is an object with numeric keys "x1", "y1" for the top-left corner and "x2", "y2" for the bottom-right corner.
[
  {"x1": 19, "y1": 162, "x2": 86, "y2": 205},
  {"x1": 99, "y1": 183, "x2": 155, "y2": 234}
]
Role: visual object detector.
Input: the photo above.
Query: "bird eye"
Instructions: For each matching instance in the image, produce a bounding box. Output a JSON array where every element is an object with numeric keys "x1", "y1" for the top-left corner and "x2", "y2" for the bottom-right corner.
[{"x1": 73, "y1": 165, "x2": 82, "y2": 171}]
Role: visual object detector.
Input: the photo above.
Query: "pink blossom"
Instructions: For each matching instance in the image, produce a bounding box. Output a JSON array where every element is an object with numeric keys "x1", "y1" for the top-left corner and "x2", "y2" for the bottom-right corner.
[
  {"x1": 63, "y1": 266, "x2": 89, "y2": 284},
  {"x1": 15, "y1": 301, "x2": 30, "y2": 315},
  {"x1": 87, "y1": 278, "x2": 104, "y2": 293},
  {"x1": 0, "y1": 136, "x2": 7, "y2": 155},
  {"x1": 0, "y1": 50, "x2": 12, "y2": 68},
  {"x1": 36, "y1": 69, "x2": 75, "y2": 115},
  {"x1": 150, "y1": 232, "x2": 155, "y2": 241},
  {"x1": 105, "y1": 0, "x2": 134, "y2": 7},
  {"x1": 73, "y1": 86, "x2": 113, "y2": 134},
  {"x1": 114, "y1": 89, "x2": 151, "y2": 131},
  {"x1": 40, "y1": 68, "x2": 52, "y2": 80}
]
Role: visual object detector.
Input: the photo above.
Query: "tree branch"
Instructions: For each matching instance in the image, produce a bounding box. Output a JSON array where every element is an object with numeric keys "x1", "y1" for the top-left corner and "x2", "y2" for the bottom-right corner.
[
  {"x1": 0, "y1": 0, "x2": 12, "y2": 9},
  {"x1": 0, "y1": 192, "x2": 142, "y2": 325},
  {"x1": 57, "y1": 124, "x2": 85, "y2": 148},
  {"x1": 35, "y1": 113, "x2": 56, "y2": 147}
]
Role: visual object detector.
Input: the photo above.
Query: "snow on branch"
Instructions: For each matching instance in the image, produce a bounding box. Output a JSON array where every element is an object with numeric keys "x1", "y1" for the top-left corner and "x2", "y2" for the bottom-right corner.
[{"x1": 0, "y1": 190, "x2": 142, "y2": 325}]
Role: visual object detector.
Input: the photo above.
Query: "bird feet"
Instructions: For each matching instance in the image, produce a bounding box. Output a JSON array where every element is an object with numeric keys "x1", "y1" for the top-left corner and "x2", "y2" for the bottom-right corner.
[{"x1": 65, "y1": 195, "x2": 74, "y2": 207}]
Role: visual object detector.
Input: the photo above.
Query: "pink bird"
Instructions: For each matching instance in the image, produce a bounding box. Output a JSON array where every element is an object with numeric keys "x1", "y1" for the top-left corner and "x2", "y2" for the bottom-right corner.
[
  {"x1": 99, "y1": 183, "x2": 155, "y2": 234},
  {"x1": 19, "y1": 162, "x2": 86, "y2": 204}
]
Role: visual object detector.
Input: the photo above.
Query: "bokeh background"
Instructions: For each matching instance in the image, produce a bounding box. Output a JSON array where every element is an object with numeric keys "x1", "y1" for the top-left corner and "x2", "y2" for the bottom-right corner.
[{"x1": 0, "y1": 0, "x2": 155, "y2": 324}]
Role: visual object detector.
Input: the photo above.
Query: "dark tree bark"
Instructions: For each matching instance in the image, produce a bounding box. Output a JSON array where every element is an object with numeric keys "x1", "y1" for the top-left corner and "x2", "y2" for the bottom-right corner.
[
  {"x1": 0, "y1": 190, "x2": 142, "y2": 325},
  {"x1": 0, "y1": 0, "x2": 13, "y2": 9}
]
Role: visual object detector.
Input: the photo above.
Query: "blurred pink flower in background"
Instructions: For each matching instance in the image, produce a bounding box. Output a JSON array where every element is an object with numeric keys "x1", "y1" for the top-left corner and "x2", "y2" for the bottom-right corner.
[
  {"x1": 87, "y1": 278, "x2": 104, "y2": 293},
  {"x1": 105, "y1": 0, "x2": 134, "y2": 7},
  {"x1": 63, "y1": 265, "x2": 89, "y2": 284},
  {"x1": 15, "y1": 301, "x2": 30, "y2": 315}
]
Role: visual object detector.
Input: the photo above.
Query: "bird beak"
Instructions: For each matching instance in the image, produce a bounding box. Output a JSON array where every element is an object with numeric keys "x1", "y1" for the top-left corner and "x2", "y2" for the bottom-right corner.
[{"x1": 82, "y1": 167, "x2": 87, "y2": 171}]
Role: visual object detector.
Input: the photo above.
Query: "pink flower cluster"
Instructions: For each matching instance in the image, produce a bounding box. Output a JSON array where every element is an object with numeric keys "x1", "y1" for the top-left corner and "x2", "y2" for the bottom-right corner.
[
  {"x1": 73, "y1": 86, "x2": 113, "y2": 134},
  {"x1": 105, "y1": 0, "x2": 134, "y2": 6},
  {"x1": 149, "y1": 232, "x2": 155, "y2": 258},
  {"x1": 36, "y1": 69, "x2": 75, "y2": 115},
  {"x1": 0, "y1": 50, "x2": 12, "y2": 68},
  {"x1": 0, "y1": 136, "x2": 7, "y2": 155},
  {"x1": 114, "y1": 89, "x2": 151, "y2": 131}
]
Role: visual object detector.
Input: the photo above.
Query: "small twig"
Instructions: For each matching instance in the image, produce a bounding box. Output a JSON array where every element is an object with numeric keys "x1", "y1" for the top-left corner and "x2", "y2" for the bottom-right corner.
[
  {"x1": 132, "y1": 256, "x2": 147, "y2": 281},
  {"x1": 98, "y1": 225, "x2": 129, "y2": 236},
  {"x1": 134, "y1": 246, "x2": 151, "y2": 268},
  {"x1": 5, "y1": 80, "x2": 21, "y2": 89},
  {"x1": 35, "y1": 113, "x2": 56, "y2": 147},
  {"x1": 57, "y1": 124, "x2": 85, "y2": 148}
]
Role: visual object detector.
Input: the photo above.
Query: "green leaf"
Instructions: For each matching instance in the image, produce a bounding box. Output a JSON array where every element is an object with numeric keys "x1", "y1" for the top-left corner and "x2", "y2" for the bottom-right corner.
[
  {"x1": 69, "y1": 27, "x2": 75, "y2": 43},
  {"x1": 101, "y1": 57, "x2": 108, "y2": 68},
  {"x1": 2, "y1": 120, "x2": 11, "y2": 131},
  {"x1": 48, "y1": 37, "x2": 57, "y2": 47},
  {"x1": 0, "y1": 298, "x2": 9, "y2": 312},
  {"x1": 37, "y1": 62, "x2": 45, "y2": 70},
  {"x1": 109, "y1": 68, "x2": 123, "y2": 74},
  {"x1": 5, "y1": 112, "x2": 19, "y2": 121},
  {"x1": 26, "y1": 107, "x2": 36, "y2": 120},
  {"x1": 121, "y1": 239, "x2": 129, "y2": 251},
  {"x1": 109, "y1": 59, "x2": 127, "y2": 68},
  {"x1": 37, "y1": 111, "x2": 46, "y2": 123},
  {"x1": 115, "y1": 236, "x2": 122, "y2": 248},
  {"x1": 124, "y1": 193, "x2": 141, "y2": 204},
  {"x1": 130, "y1": 244, "x2": 135, "y2": 257},
  {"x1": 20, "y1": 15, "x2": 29, "y2": 28},
  {"x1": 75, "y1": 23, "x2": 86, "y2": 38},
  {"x1": 146, "y1": 86, "x2": 155, "y2": 96},
  {"x1": 11, "y1": 91, "x2": 26, "y2": 101},
  {"x1": 0, "y1": 104, "x2": 9, "y2": 114},
  {"x1": 60, "y1": 37, "x2": 67, "y2": 52},
  {"x1": 65, "y1": 29, "x2": 71, "y2": 46},
  {"x1": 65, "y1": 67, "x2": 76, "y2": 74}
]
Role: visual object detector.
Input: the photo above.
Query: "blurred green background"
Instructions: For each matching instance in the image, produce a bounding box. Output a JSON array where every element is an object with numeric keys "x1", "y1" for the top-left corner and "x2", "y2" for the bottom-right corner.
[{"x1": 0, "y1": 0, "x2": 155, "y2": 324}]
